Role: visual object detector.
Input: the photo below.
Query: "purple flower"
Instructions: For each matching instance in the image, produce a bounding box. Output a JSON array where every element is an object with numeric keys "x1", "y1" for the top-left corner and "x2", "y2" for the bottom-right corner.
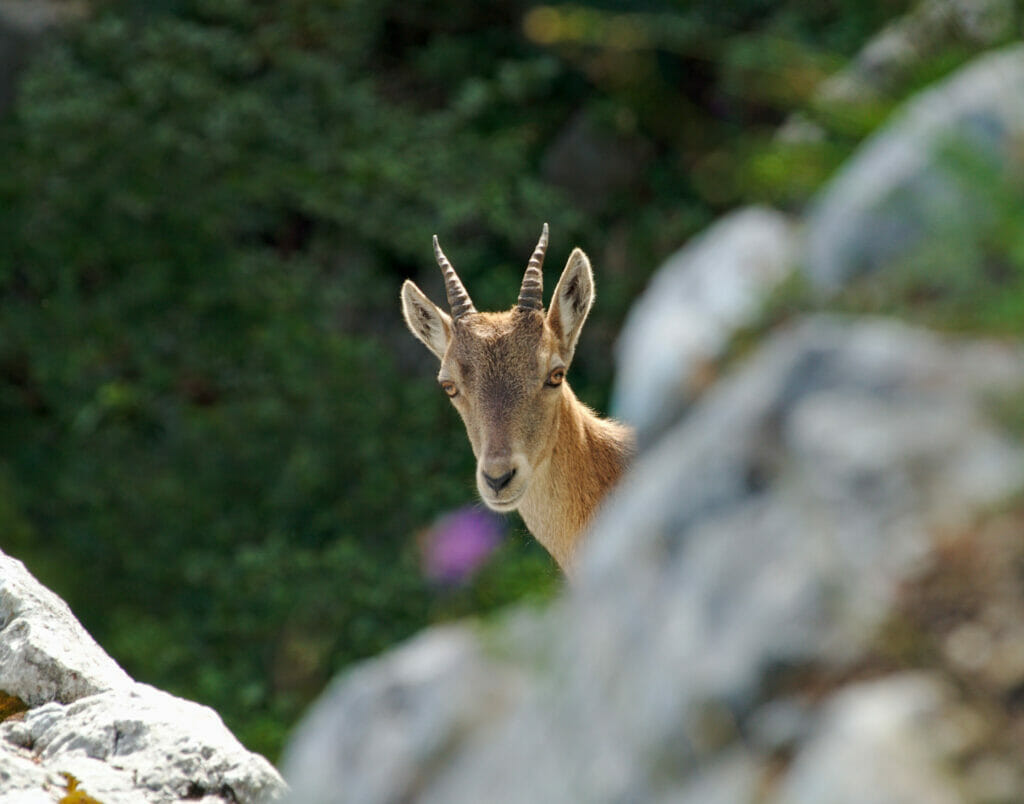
[{"x1": 421, "y1": 507, "x2": 503, "y2": 585}]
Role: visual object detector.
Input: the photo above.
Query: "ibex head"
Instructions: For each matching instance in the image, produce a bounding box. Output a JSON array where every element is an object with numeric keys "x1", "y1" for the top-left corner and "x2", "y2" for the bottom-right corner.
[{"x1": 401, "y1": 224, "x2": 595, "y2": 513}]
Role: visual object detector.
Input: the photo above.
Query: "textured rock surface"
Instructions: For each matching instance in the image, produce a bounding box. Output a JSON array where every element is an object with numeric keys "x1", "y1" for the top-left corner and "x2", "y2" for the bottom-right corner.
[
  {"x1": 281, "y1": 626, "x2": 525, "y2": 804},
  {"x1": 612, "y1": 206, "x2": 796, "y2": 442},
  {"x1": 775, "y1": 675, "x2": 962, "y2": 804},
  {"x1": 0, "y1": 552, "x2": 133, "y2": 706},
  {"x1": 805, "y1": 44, "x2": 1024, "y2": 289},
  {"x1": 0, "y1": 549, "x2": 286, "y2": 803},
  {"x1": 281, "y1": 317, "x2": 1024, "y2": 803}
]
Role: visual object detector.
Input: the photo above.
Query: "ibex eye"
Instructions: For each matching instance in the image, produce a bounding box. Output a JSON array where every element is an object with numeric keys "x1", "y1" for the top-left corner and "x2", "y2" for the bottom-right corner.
[
  {"x1": 546, "y1": 368, "x2": 565, "y2": 387},
  {"x1": 440, "y1": 381, "x2": 458, "y2": 397}
]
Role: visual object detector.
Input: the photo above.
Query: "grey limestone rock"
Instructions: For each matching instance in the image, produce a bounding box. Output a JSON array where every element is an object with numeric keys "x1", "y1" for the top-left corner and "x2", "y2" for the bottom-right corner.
[
  {"x1": 805, "y1": 44, "x2": 1024, "y2": 289},
  {"x1": 772, "y1": 675, "x2": 963, "y2": 804},
  {"x1": 0, "y1": 551, "x2": 133, "y2": 706},
  {"x1": 612, "y1": 206, "x2": 797, "y2": 442},
  {"x1": 0, "y1": 548, "x2": 286, "y2": 803},
  {"x1": 280, "y1": 626, "x2": 525, "y2": 804}
]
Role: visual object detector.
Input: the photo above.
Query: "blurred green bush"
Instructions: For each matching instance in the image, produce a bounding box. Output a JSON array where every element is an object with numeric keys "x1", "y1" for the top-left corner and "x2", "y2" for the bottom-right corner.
[{"x1": 0, "y1": 0, "x2": 964, "y2": 757}]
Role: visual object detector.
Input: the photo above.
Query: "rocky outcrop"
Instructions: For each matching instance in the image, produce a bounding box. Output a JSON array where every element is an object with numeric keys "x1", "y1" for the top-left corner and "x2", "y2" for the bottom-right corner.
[
  {"x1": 280, "y1": 317, "x2": 1024, "y2": 803},
  {"x1": 614, "y1": 41, "x2": 1024, "y2": 443},
  {"x1": 282, "y1": 627, "x2": 524, "y2": 804},
  {"x1": 0, "y1": 550, "x2": 286, "y2": 803},
  {"x1": 806, "y1": 43, "x2": 1024, "y2": 289},
  {"x1": 0, "y1": 551, "x2": 133, "y2": 708},
  {"x1": 612, "y1": 206, "x2": 796, "y2": 441},
  {"x1": 771, "y1": 675, "x2": 964, "y2": 804}
]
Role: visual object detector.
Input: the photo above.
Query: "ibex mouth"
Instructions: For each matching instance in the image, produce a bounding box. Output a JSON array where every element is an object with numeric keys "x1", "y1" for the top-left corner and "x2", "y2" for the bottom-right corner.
[
  {"x1": 478, "y1": 472, "x2": 527, "y2": 511},
  {"x1": 484, "y1": 488, "x2": 526, "y2": 512},
  {"x1": 478, "y1": 457, "x2": 529, "y2": 512}
]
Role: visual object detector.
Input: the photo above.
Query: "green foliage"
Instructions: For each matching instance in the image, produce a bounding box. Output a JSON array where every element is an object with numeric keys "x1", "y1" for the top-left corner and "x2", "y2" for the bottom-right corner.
[
  {"x1": 0, "y1": 0, "x2": 568, "y2": 758},
  {"x1": 0, "y1": 0, "x2": 951, "y2": 760}
]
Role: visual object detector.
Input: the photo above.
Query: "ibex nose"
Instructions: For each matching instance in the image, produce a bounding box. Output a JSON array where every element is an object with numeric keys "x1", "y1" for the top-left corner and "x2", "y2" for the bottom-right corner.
[{"x1": 483, "y1": 468, "x2": 516, "y2": 493}]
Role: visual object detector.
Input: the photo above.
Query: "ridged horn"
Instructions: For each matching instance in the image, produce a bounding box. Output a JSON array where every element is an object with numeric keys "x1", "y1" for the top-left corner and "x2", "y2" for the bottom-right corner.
[
  {"x1": 433, "y1": 235, "x2": 476, "y2": 320},
  {"x1": 517, "y1": 222, "x2": 548, "y2": 311}
]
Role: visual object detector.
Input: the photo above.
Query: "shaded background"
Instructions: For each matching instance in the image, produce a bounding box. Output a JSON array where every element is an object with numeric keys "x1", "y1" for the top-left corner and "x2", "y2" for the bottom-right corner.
[{"x1": 0, "y1": 0, "x2": 1018, "y2": 759}]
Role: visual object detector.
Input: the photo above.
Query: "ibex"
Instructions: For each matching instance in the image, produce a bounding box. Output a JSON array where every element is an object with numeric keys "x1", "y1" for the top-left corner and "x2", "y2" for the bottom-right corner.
[{"x1": 400, "y1": 224, "x2": 634, "y2": 573}]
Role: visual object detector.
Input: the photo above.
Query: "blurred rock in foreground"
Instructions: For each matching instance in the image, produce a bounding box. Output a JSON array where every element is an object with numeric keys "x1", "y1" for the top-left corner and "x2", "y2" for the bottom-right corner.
[
  {"x1": 806, "y1": 43, "x2": 1024, "y2": 290},
  {"x1": 612, "y1": 206, "x2": 796, "y2": 443},
  {"x1": 281, "y1": 317, "x2": 1024, "y2": 803},
  {"x1": 0, "y1": 550, "x2": 286, "y2": 803}
]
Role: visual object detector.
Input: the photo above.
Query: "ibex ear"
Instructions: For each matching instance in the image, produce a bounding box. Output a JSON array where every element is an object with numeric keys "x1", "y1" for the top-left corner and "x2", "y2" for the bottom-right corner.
[
  {"x1": 547, "y1": 248, "x2": 594, "y2": 362},
  {"x1": 401, "y1": 280, "x2": 452, "y2": 360}
]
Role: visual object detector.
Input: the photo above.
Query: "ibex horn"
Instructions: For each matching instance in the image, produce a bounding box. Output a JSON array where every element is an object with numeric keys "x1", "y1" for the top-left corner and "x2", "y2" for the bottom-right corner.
[
  {"x1": 517, "y1": 222, "x2": 548, "y2": 311},
  {"x1": 433, "y1": 235, "x2": 476, "y2": 320}
]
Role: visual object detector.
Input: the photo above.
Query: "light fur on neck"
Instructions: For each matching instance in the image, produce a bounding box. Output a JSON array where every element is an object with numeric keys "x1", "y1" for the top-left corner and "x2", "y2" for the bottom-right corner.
[{"x1": 517, "y1": 384, "x2": 634, "y2": 573}]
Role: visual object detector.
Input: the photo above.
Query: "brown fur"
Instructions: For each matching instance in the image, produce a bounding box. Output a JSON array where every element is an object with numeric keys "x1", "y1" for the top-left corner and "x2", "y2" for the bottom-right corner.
[
  {"x1": 401, "y1": 234, "x2": 635, "y2": 574},
  {"x1": 516, "y1": 386, "x2": 633, "y2": 570}
]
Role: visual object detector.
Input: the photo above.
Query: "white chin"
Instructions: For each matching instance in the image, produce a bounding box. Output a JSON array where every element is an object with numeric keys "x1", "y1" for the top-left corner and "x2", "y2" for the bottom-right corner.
[{"x1": 481, "y1": 489, "x2": 525, "y2": 512}]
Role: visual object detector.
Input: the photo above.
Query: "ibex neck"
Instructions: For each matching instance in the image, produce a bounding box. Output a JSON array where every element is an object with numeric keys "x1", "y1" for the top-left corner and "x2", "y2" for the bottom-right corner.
[{"x1": 518, "y1": 386, "x2": 633, "y2": 573}]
